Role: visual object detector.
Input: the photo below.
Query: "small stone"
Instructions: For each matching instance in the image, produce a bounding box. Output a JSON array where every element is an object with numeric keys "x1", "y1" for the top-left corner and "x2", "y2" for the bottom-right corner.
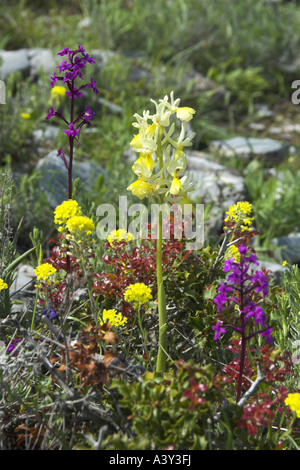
[
  {"x1": 28, "y1": 48, "x2": 56, "y2": 79},
  {"x1": 0, "y1": 49, "x2": 30, "y2": 80},
  {"x1": 36, "y1": 150, "x2": 106, "y2": 208},
  {"x1": 209, "y1": 136, "x2": 290, "y2": 163},
  {"x1": 272, "y1": 233, "x2": 300, "y2": 265}
]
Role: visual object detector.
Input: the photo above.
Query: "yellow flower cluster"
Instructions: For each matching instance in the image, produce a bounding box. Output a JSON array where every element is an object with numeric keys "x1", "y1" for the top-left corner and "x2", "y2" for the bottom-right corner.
[
  {"x1": 124, "y1": 282, "x2": 153, "y2": 308},
  {"x1": 54, "y1": 199, "x2": 82, "y2": 225},
  {"x1": 66, "y1": 215, "x2": 95, "y2": 237},
  {"x1": 225, "y1": 244, "x2": 241, "y2": 263},
  {"x1": 50, "y1": 85, "x2": 67, "y2": 105},
  {"x1": 100, "y1": 308, "x2": 128, "y2": 327},
  {"x1": 285, "y1": 393, "x2": 300, "y2": 418},
  {"x1": 127, "y1": 92, "x2": 196, "y2": 205},
  {"x1": 0, "y1": 279, "x2": 8, "y2": 291},
  {"x1": 224, "y1": 201, "x2": 254, "y2": 232},
  {"x1": 20, "y1": 112, "x2": 31, "y2": 120},
  {"x1": 54, "y1": 200, "x2": 95, "y2": 238},
  {"x1": 34, "y1": 263, "x2": 57, "y2": 281},
  {"x1": 107, "y1": 229, "x2": 135, "y2": 246}
]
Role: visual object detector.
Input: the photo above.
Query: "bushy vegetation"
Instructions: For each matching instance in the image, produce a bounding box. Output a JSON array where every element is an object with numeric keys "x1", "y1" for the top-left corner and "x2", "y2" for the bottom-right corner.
[{"x1": 1, "y1": 0, "x2": 300, "y2": 451}]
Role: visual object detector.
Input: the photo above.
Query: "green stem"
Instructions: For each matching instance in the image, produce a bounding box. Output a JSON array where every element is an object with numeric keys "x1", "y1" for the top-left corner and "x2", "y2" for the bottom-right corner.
[
  {"x1": 156, "y1": 209, "x2": 167, "y2": 373},
  {"x1": 31, "y1": 287, "x2": 40, "y2": 331}
]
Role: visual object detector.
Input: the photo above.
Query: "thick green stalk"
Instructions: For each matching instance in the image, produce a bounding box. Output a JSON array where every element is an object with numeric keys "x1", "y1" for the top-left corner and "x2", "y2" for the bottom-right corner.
[{"x1": 156, "y1": 209, "x2": 167, "y2": 373}]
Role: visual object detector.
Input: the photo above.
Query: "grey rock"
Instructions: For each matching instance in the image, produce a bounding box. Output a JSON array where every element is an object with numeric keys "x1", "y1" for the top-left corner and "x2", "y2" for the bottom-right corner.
[
  {"x1": 186, "y1": 151, "x2": 246, "y2": 237},
  {"x1": 33, "y1": 125, "x2": 60, "y2": 145},
  {"x1": 0, "y1": 48, "x2": 57, "y2": 81},
  {"x1": 272, "y1": 233, "x2": 300, "y2": 265},
  {"x1": 0, "y1": 49, "x2": 30, "y2": 80},
  {"x1": 90, "y1": 49, "x2": 117, "y2": 72},
  {"x1": 187, "y1": 151, "x2": 246, "y2": 206},
  {"x1": 257, "y1": 259, "x2": 288, "y2": 284},
  {"x1": 254, "y1": 103, "x2": 275, "y2": 118},
  {"x1": 77, "y1": 17, "x2": 92, "y2": 29},
  {"x1": 11, "y1": 263, "x2": 36, "y2": 297},
  {"x1": 36, "y1": 150, "x2": 106, "y2": 208},
  {"x1": 28, "y1": 48, "x2": 56, "y2": 79},
  {"x1": 210, "y1": 136, "x2": 290, "y2": 163}
]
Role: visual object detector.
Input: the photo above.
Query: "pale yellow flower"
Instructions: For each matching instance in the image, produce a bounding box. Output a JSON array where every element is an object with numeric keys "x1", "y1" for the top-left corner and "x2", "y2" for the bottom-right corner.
[
  {"x1": 132, "y1": 153, "x2": 156, "y2": 179},
  {"x1": 176, "y1": 106, "x2": 196, "y2": 122},
  {"x1": 169, "y1": 175, "x2": 183, "y2": 195},
  {"x1": 127, "y1": 179, "x2": 155, "y2": 200}
]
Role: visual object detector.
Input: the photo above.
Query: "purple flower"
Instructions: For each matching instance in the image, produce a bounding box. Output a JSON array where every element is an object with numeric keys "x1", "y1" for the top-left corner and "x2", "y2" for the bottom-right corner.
[
  {"x1": 250, "y1": 271, "x2": 269, "y2": 297},
  {"x1": 6, "y1": 338, "x2": 23, "y2": 355},
  {"x1": 83, "y1": 104, "x2": 95, "y2": 123},
  {"x1": 261, "y1": 326, "x2": 273, "y2": 343},
  {"x1": 50, "y1": 72, "x2": 59, "y2": 87},
  {"x1": 65, "y1": 87, "x2": 83, "y2": 99},
  {"x1": 238, "y1": 244, "x2": 248, "y2": 255},
  {"x1": 87, "y1": 77, "x2": 99, "y2": 94},
  {"x1": 57, "y1": 47, "x2": 71, "y2": 56},
  {"x1": 214, "y1": 291, "x2": 227, "y2": 313},
  {"x1": 212, "y1": 321, "x2": 226, "y2": 340},
  {"x1": 42, "y1": 304, "x2": 58, "y2": 321},
  {"x1": 213, "y1": 244, "x2": 272, "y2": 343},
  {"x1": 45, "y1": 107, "x2": 56, "y2": 120},
  {"x1": 63, "y1": 122, "x2": 81, "y2": 139},
  {"x1": 57, "y1": 147, "x2": 68, "y2": 169}
]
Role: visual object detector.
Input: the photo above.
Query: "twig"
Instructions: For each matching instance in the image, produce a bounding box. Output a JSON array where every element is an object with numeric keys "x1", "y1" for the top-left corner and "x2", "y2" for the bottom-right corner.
[{"x1": 237, "y1": 363, "x2": 265, "y2": 407}]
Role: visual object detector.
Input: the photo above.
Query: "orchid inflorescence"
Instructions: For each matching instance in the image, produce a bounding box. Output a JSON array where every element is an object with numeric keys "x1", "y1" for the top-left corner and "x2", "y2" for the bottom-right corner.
[
  {"x1": 213, "y1": 244, "x2": 272, "y2": 343},
  {"x1": 127, "y1": 91, "x2": 196, "y2": 207},
  {"x1": 213, "y1": 243, "x2": 273, "y2": 402},
  {"x1": 45, "y1": 45, "x2": 99, "y2": 201}
]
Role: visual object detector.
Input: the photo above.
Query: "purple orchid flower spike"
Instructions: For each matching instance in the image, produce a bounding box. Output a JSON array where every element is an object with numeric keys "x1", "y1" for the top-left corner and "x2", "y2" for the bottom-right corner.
[
  {"x1": 45, "y1": 45, "x2": 98, "y2": 271},
  {"x1": 213, "y1": 244, "x2": 273, "y2": 402}
]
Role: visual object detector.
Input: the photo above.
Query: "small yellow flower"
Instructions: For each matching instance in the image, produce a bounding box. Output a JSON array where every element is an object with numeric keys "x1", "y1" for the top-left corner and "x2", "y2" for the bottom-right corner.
[
  {"x1": 145, "y1": 122, "x2": 157, "y2": 137},
  {"x1": 100, "y1": 309, "x2": 127, "y2": 327},
  {"x1": 20, "y1": 112, "x2": 31, "y2": 119},
  {"x1": 224, "y1": 201, "x2": 254, "y2": 231},
  {"x1": 54, "y1": 200, "x2": 82, "y2": 225},
  {"x1": 225, "y1": 244, "x2": 241, "y2": 263},
  {"x1": 127, "y1": 179, "x2": 154, "y2": 200},
  {"x1": 285, "y1": 393, "x2": 300, "y2": 418},
  {"x1": 132, "y1": 153, "x2": 156, "y2": 179},
  {"x1": 176, "y1": 106, "x2": 196, "y2": 122},
  {"x1": 34, "y1": 263, "x2": 57, "y2": 281},
  {"x1": 282, "y1": 260, "x2": 288, "y2": 266},
  {"x1": 50, "y1": 85, "x2": 67, "y2": 105},
  {"x1": 66, "y1": 215, "x2": 95, "y2": 237},
  {"x1": 0, "y1": 279, "x2": 8, "y2": 291},
  {"x1": 107, "y1": 229, "x2": 135, "y2": 246},
  {"x1": 124, "y1": 282, "x2": 152, "y2": 308},
  {"x1": 169, "y1": 175, "x2": 183, "y2": 195}
]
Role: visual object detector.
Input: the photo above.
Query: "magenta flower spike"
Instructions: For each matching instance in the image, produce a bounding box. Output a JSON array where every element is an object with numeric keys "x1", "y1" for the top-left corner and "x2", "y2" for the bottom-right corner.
[
  {"x1": 213, "y1": 244, "x2": 273, "y2": 402},
  {"x1": 45, "y1": 45, "x2": 99, "y2": 200},
  {"x1": 45, "y1": 45, "x2": 99, "y2": 271}
]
